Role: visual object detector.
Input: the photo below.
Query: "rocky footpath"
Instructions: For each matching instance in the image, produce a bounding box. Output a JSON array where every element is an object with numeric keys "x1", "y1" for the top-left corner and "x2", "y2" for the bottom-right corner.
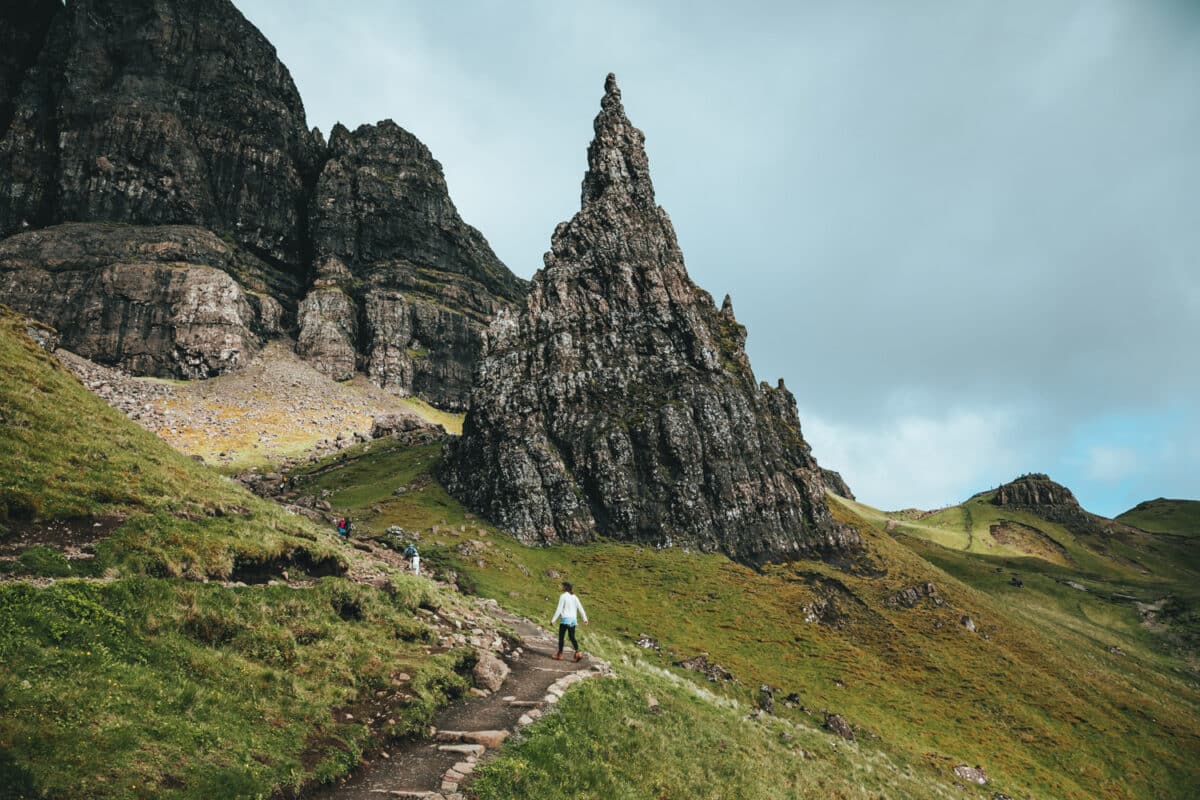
[
  {"x1": 444, "y1": 74, "x2": 858, "y2": 566},
  {"x1": 298, "y1": 120, "x2": 526, "y2": 408},
  {"x1": 311, "y1": 607, "x2": 611, "y2": 800},
  {"x1": 0, "y1": 0, "x2": 524, "y2": 403}
]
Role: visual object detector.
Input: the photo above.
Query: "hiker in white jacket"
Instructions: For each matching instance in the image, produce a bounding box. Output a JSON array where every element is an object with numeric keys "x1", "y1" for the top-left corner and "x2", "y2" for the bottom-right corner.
[{"x1": 551, "y1": 582, "x2": 588, "y2": 661}]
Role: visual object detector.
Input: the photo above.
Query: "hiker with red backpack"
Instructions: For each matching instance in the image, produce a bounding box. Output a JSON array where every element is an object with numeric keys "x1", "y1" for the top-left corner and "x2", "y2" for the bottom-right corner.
[{"x1": 551, "y1": 582, "x2": 588, "y2": 661}]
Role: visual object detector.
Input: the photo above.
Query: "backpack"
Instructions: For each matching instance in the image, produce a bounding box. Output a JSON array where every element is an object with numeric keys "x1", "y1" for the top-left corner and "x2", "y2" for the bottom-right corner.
[{"x1": 404, "y1": 544, "x2": 417, "y2": 558}]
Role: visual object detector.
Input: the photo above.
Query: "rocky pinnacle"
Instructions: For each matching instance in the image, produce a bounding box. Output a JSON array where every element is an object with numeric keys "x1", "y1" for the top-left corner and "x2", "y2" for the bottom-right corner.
[{"x1": 444, "y1": 74, "x2": 859, "y2": 566}]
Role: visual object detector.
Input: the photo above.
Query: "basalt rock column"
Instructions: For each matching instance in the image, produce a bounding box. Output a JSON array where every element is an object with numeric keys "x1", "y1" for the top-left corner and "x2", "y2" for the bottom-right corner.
[{"x1": 444, "y1": 74, "x2": 858, "y2": 566}]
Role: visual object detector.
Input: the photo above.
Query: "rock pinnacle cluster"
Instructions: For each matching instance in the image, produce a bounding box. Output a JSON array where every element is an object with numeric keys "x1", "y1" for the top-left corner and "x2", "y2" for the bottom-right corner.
[{"x1": 445, "y1": 74, "x2": 858, "y2": 566}]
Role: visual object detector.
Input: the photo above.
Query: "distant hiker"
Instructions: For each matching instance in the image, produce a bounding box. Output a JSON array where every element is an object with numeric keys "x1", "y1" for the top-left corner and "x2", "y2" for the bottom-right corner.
[
  {"x1": 336, "y1": 517, "x2": 348, "y2": 538},
  {"x1": 404, "y1": 543, "x2": 420, "y2": 575},
  {"x1": 551, "y1": 582, "x2": 588, "y2": 661}
]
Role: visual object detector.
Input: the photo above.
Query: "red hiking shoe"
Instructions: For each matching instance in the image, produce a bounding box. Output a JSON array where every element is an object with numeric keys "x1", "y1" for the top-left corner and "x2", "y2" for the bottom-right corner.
[
  {"x1": 553, "y1": 652, "x2": 563, "y2": 661},
  {"x1": 574, "y1": 652, "x2": 583, "y2": 662}
]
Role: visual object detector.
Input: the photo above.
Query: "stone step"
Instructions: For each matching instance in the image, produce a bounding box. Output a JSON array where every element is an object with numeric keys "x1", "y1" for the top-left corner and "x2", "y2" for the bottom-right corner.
[
  {"x1": 433, "y1": 729, "x2": 507, "y2": 747},
  {"x1": 507, "y1": 699, "x2": 544, "y2": 708},
  {"x1": 461, "y1": 730, "x2": 508, "y2": 748},
  {"x1": 437, "y1": 742, "x2": 485, "y2": 756}
]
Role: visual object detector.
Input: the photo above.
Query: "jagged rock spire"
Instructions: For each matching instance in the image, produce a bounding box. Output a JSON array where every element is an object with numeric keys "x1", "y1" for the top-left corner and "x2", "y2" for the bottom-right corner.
[
  {"x1": 444, "y1": 74, "x2": 858, "y2": 566},
  {"x1": 581, "y1": 73, "x2": 656, "y2": 208}
]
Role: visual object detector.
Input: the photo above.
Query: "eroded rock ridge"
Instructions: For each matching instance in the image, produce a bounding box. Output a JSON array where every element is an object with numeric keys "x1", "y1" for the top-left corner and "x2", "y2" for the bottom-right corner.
[{"x1": 444, "y1": 74, "x2": 857, "y2": 566}]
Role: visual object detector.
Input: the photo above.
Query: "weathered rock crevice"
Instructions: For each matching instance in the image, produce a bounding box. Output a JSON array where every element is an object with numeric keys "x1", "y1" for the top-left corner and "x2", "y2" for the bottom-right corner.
[{"x1": 296, "y1": 120, "x2": 527, "y2": 407}]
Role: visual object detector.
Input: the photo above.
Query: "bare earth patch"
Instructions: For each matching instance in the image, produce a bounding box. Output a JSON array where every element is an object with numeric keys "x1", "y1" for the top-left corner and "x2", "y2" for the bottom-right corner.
[
  {"x1": 988, "y1": 520, "x2": 1072, "y2": 566},
  {"x1": 57, "y1": 341, "x2": 464, "y2": 469},
  {"x1": 0, "y1": 514, "x2": 125, "y2": 558}
]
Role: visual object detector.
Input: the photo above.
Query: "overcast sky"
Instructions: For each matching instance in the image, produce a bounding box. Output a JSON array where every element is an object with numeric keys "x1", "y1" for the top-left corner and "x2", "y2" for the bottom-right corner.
[{"x1": 239, "y1": 0, "x2": 1199, "y2": 517}]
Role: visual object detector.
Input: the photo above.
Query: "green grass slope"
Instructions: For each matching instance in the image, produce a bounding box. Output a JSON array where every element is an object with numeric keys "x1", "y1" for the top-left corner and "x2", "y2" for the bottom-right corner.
[
  {"x1": 290, "y1": 438, "x2": 1200, "y2": 800},
  {"x1": 1117, "y1": 498, "x2": 1200, "y2": 536},
  {"x1": 0, "y1": 309, "x2": 341, "y2": 580},
  {"x1": 847, "y1": 488, "x2": 1200, "y2": 672},
  {"x1": 0, "y1": 310, "x2": 475, "y2": 798}
]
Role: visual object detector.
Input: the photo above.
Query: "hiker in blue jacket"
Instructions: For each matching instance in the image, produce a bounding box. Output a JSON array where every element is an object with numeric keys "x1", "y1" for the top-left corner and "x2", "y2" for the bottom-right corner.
[{"x1": 550, "y1": 582, "x2": 588, "y2": 661}]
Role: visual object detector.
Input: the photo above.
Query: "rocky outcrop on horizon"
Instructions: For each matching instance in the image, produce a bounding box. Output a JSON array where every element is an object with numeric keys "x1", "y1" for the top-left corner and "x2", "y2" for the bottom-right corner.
[
  {"x1": 299, "y1": 121, "x2": 526, "y2": 408},
  {"x1": 992, "y1": 473, "x2": 1081, "y2": 510},
  {"x1": 0, "y1": 0, "x2": 524, "y2": 402},
  {"x1": 443, "y1": 74, "x2": 858, "y2": 566},
  {"x1": 991, "y1": 473, "x2": 1136, "y2": 542}
]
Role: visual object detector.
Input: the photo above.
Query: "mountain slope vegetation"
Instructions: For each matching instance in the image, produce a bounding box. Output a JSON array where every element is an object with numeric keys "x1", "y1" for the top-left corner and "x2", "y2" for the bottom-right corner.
[
  {"x1": 4, "y1": 306, "x2": 1199, "y2": 798},
  {"x1": 1118, "y1": 498, "x2": 1200, "y2": 537},
  {"x1": 0, "y1": 309, "x2": 476, "y2": 799},
  {"x1": 287, "y1": 438, "x2": 1200, "y2": 800}
]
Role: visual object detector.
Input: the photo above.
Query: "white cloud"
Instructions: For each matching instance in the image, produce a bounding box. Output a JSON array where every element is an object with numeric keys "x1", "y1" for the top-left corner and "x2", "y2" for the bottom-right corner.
[
  {"x1": 1081, "y1": 446, "x2": 1141, "y2": 483},
  {"x1": 801, "y1": 406, "x2": 1027, "y2": 511}
]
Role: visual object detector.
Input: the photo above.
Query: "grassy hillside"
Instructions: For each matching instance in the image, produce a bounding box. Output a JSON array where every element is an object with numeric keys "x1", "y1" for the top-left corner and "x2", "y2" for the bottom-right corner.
[
  {"x1": 290, "y1": 438, "x2": 1200, "y2": 800},
  {"x1": 7, "y1": 304, "x2": 1198, "y2": 798},
  {"x1": 855, "y1": 490, "x2": 1198, "y2": 582},
  {"x1": 0, "y1": 310, "x2": 476, "y2": 799},
  {"x1": 1117, "y1": 498, "x2": 1200, "y2": 536},
  {"x1": 0, "y1": 311, "x2": 343, "y2": 579},
  {"x1": 846, "y1": 489, "x2": 1200, "y2": 668}
]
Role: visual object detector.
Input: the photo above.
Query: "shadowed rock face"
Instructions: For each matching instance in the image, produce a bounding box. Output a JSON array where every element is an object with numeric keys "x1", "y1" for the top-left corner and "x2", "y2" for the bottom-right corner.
[
  {"x1": 444, "y1": 74, "x2": 858, "y2": 566},
  {"x1": 992, "y1": 473, "x2": 1081, "y2": 511},
  {"x1": 0, "y1": 1, "x2": 525, "y2": 399},
  {"x1": 0, "y1": 0, "x2": 59, "y2": 138},
  {"x1": 0, "y1": 0, "x2": 321, "y2": 271},
  {"x1": 298, "y1": 121, "x2": 526, "y2": 408}
]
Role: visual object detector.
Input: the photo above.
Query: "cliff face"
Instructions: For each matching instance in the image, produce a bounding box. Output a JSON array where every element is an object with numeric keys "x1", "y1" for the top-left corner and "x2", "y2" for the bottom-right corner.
[
  {"x1": 0, "y1": 0, "x2": 59, "y2": 138},
  {"x1": 0, "y1": 223, "x2": 281, "y2": 377},
  {"x1": 0, "y1": 0, "x2": 524, "y2": 401},
  {"x1": 0, "y1": 0, "x2": 321, "y2": 272},
  {"x1": 444, "y1": 75, "x2": 857, "y2": 566},
  {"x1": 298, "y1": 121, "x2": 526, "y2": 408}
]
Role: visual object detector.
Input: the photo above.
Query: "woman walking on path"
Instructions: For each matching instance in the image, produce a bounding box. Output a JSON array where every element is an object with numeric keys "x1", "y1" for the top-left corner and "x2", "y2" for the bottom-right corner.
[{"x1": 551, "y1": 582, "x2": 588, "y2": 661}]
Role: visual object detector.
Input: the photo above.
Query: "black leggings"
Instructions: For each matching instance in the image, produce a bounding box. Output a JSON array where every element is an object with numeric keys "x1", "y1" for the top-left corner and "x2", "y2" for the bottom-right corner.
[{"x1": 557, "y1": 623, "x2": 579, "y2": 653}]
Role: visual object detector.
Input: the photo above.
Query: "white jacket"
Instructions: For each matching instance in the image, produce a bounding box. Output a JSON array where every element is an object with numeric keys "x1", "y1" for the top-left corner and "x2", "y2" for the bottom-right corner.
[{"x1": 552, "y1": 592, "x2": 587, "y2": 625}]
